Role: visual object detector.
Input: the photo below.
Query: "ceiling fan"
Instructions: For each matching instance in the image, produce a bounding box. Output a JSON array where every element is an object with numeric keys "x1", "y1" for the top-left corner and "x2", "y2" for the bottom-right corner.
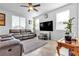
[{"x1": 20, "y1": 3, "x2": 40, "y2": 12}]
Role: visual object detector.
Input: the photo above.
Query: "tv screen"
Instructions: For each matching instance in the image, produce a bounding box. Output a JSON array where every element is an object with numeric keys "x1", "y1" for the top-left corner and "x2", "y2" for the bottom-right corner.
[{"x1": 40, "y1": 21, "x2": 53, "y2": 31}]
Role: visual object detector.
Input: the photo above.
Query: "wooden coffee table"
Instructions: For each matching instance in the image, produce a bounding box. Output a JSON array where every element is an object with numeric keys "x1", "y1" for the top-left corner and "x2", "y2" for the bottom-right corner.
[{"x1": 56, "y1": 38, "x2": 79, "y2": 56}]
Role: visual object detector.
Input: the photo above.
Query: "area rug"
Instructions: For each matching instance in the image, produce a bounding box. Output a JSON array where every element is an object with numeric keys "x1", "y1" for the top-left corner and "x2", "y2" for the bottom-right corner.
[{"x1": 21, "y1": 39, "x2": 47, "y2": 54}]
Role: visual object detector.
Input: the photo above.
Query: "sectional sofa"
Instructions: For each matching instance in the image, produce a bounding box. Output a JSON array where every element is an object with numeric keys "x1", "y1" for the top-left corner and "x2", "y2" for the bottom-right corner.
[
  {"x1": 0, "y1": 34, "x2": 23, "y2": 56},
  {"x1": 0, "y1": 33, "x2": 47, "y2": 56},
  {"x1": 9, "y1": 29, "x2": 36, "y2": 40}
]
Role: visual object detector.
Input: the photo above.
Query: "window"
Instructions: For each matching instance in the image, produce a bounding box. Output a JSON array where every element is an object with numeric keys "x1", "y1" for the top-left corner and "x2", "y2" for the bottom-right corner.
[
  {"x1": 19, "y1": 17, "x2": 26, "y2": 29},
  {"x1": 56, "y1": 10, "x2": 70, "y2": 30},
  {"x1": 12, "y1": 15, "x2": 26, "y2": 29},
  {"x1": 12, "y1": 16, "x2": 19, "y2": 29}
]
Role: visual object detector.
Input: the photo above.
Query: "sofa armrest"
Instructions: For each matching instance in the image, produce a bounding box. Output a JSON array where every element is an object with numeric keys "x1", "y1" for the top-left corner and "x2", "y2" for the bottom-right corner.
[
  {"x1": 0, "y1": 39, "x2": 23, "y2": 56},
  {"x1": 0, "y1": 34, "x2": 12, "y2": 38},
  {"x1": 0, "y1": 40, "x2": 22, "y2": 48}
]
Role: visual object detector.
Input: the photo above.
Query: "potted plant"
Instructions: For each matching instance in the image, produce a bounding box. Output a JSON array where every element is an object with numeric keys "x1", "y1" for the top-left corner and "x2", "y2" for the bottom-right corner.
[{"x1": 63, "y1": 17, "x2": 75, "y2": 41}]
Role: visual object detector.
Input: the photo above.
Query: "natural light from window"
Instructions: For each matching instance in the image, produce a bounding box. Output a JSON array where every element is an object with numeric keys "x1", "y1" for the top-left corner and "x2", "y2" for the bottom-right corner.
[
  {"x1": 56, "y1": 10, "x2": 70, "y2": 30},
  {"x1": 12, "y1": 15, "x2": 26, "y2": 29}
]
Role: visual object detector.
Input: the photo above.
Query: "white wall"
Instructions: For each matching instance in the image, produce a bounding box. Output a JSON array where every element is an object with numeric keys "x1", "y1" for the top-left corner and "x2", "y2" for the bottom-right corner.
[
  {"x1": 26, "y1": 15, "x2": 33, "y2": 31},
  {"x1": 0, "y1": 7, "x2": 26, "y2": 34},
  {"x1": 0, "y1": 8, "x2": 12, "y2": 34},
  {"x1": 35, "y1": 3, "x2": 78, "y2": 40},
  {"x1": 78, "y1": 4, "x2": 79, "y2": 37}
]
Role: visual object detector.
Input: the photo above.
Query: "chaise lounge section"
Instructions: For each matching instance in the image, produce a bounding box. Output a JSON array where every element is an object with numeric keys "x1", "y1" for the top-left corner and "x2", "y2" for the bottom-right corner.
[{"x1": 0, "y1": 34, "x2": 23, "y2": 56}]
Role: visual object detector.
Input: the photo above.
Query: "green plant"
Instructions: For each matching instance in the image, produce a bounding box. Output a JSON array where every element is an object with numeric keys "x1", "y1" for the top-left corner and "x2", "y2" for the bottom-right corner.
[{"x1": 63, "y1": 17, "x2": 75, "y2": 35}]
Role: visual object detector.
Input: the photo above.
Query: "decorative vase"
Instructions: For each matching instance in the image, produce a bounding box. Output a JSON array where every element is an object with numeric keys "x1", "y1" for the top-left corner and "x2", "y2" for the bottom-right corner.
[
  {"x1": 65, "y1": 36, "x2": 72, "y2": 41},
  {"x1": 65, "y1": 33, "x2": 72, "y2": 41}
]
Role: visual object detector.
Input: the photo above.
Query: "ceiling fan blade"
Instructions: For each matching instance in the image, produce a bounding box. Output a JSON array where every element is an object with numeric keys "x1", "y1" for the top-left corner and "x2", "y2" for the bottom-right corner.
[
  {"x1": 28, "y1": 3, "x2": 32, "y2": 6},
  {"x1": 33, "y1": 8, "x2": 38, "y2": 12},
  {"x1": 20, "y1": 5, "x2": 28, "y2": 7},
  {"x1": 33, "y1": 4, "x2": 40, "y2": 7},
  {"x1": 28, "y1": 9, "x2": 30, "y2": 12}
]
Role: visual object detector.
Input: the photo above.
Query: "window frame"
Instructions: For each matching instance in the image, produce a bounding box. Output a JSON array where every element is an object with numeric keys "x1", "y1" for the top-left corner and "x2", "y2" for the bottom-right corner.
[
  {"x1": 56, "y1": 10, "x2": 70, "y2": 30},
  {"x1": 12, "y1": 15, "x2": 26, "y2": 29}
]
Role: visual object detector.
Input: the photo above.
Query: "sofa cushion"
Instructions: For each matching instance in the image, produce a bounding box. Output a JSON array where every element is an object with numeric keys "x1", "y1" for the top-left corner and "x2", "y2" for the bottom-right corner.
[
  {"x1": 9, "y1": 29, "x2": 20, "y2": 33},
  {"x1": 0, "y1": 36, "x2": 13, "y2": 42},
  {"x1": 12, "y1": 33, "x2": 20, "y2": 35},
  {"x1": 25, "y1": 29, "x2": 31, "y2": 33},
  {"x1": 0, "y1": 39, "x2": 21, "y2": 48},
  {"x1": 20, "y1": 29, "x2": 26, "y2": 34},
  {"x1": 13, "y1": 34, "x2": 22, "y2": 38},
  {"x1": 0, "y1": 34, "x2": 12, "y2": 38},
  {"x1": 0, "y1": 38, "x2": 11, "y2": 41},
  {"x1": 22, "y1": 34, "x2": 29, "y2": 37}
]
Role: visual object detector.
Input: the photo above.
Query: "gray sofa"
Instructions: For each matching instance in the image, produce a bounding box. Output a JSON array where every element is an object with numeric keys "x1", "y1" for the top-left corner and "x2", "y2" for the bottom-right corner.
[
  {"x1": 0, "y1": 34, "x2": 47, "y2": 56},
  {"x1": 9, "y1": 29, "x2": 36, "y2": 40},
  {"x1": 0, "y1": 34, "x2": 23, "y2": 56}
]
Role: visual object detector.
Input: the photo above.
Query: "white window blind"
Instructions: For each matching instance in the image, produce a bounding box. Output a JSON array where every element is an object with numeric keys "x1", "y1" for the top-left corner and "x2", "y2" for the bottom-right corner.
[
  {"x1": 56, "y1": 10, "x2": 70, "y2": 30},
  {"x1": 12, "y1": 16, "x2": 19, "y2": 29},
  {"x1": 12, "y1": 15, "x2": 26, "y2": 29},
  {"x1": 19, "y1": 17, "x2": 26, "y2": 29}
]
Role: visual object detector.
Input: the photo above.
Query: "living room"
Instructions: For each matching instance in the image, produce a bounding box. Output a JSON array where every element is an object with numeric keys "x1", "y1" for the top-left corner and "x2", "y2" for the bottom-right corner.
[{"x1": 0, "y1": 3, "x2": 79, "y2": 56}]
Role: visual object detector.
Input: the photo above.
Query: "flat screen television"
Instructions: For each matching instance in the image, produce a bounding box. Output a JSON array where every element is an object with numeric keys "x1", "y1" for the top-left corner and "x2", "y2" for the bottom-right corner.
[{"x1": 40, "y1": 21, "x2": 53, "y2": 31}]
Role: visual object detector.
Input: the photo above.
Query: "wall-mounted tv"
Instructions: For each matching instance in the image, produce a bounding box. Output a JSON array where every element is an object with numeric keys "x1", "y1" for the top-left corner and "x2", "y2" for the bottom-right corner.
[{"x1": 40, "y1": 21, "x2": 53, "y2": 31}]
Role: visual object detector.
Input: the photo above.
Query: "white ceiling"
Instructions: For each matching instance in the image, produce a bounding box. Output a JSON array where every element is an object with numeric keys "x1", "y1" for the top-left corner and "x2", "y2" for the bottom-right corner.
[{"x1": 0, "y1": 3, "x2": 69, "y2": 17}]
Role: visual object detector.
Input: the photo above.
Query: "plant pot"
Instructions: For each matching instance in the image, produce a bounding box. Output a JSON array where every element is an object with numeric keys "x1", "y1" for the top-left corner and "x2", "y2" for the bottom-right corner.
[{"x1": 65, "y1": 35, "x2": 72, "y2": 41}]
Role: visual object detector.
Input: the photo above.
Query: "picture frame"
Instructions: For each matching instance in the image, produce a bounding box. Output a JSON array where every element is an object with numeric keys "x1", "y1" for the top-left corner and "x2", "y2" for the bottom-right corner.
[
  {"x1": 0, "y1": 13, "x2": 5, "y2": 26},
  {"x1": 28, "y1": 20, "x2": 32, "y2": 24}
]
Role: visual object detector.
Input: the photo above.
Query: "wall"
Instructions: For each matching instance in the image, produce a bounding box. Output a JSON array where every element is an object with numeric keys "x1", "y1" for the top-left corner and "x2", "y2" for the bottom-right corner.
[
  {"x1": 26, "y1": 15, "x2": 33, "y2": 32},
  {"x1": 78, "y1": 4, "x2": 79, "y2": 37},
  {"x1": 0, "y1": 7, "x2": 26, "y2": 34},
  {"x1": 26, "y1": 13, "x2": 38, "y2": 32},
  {"x1": 35, "y1": 3, "x2": 78, "y2": 40},
  {"x1": 0, "y1": 8, "x2": 12, "y2": 34}
]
